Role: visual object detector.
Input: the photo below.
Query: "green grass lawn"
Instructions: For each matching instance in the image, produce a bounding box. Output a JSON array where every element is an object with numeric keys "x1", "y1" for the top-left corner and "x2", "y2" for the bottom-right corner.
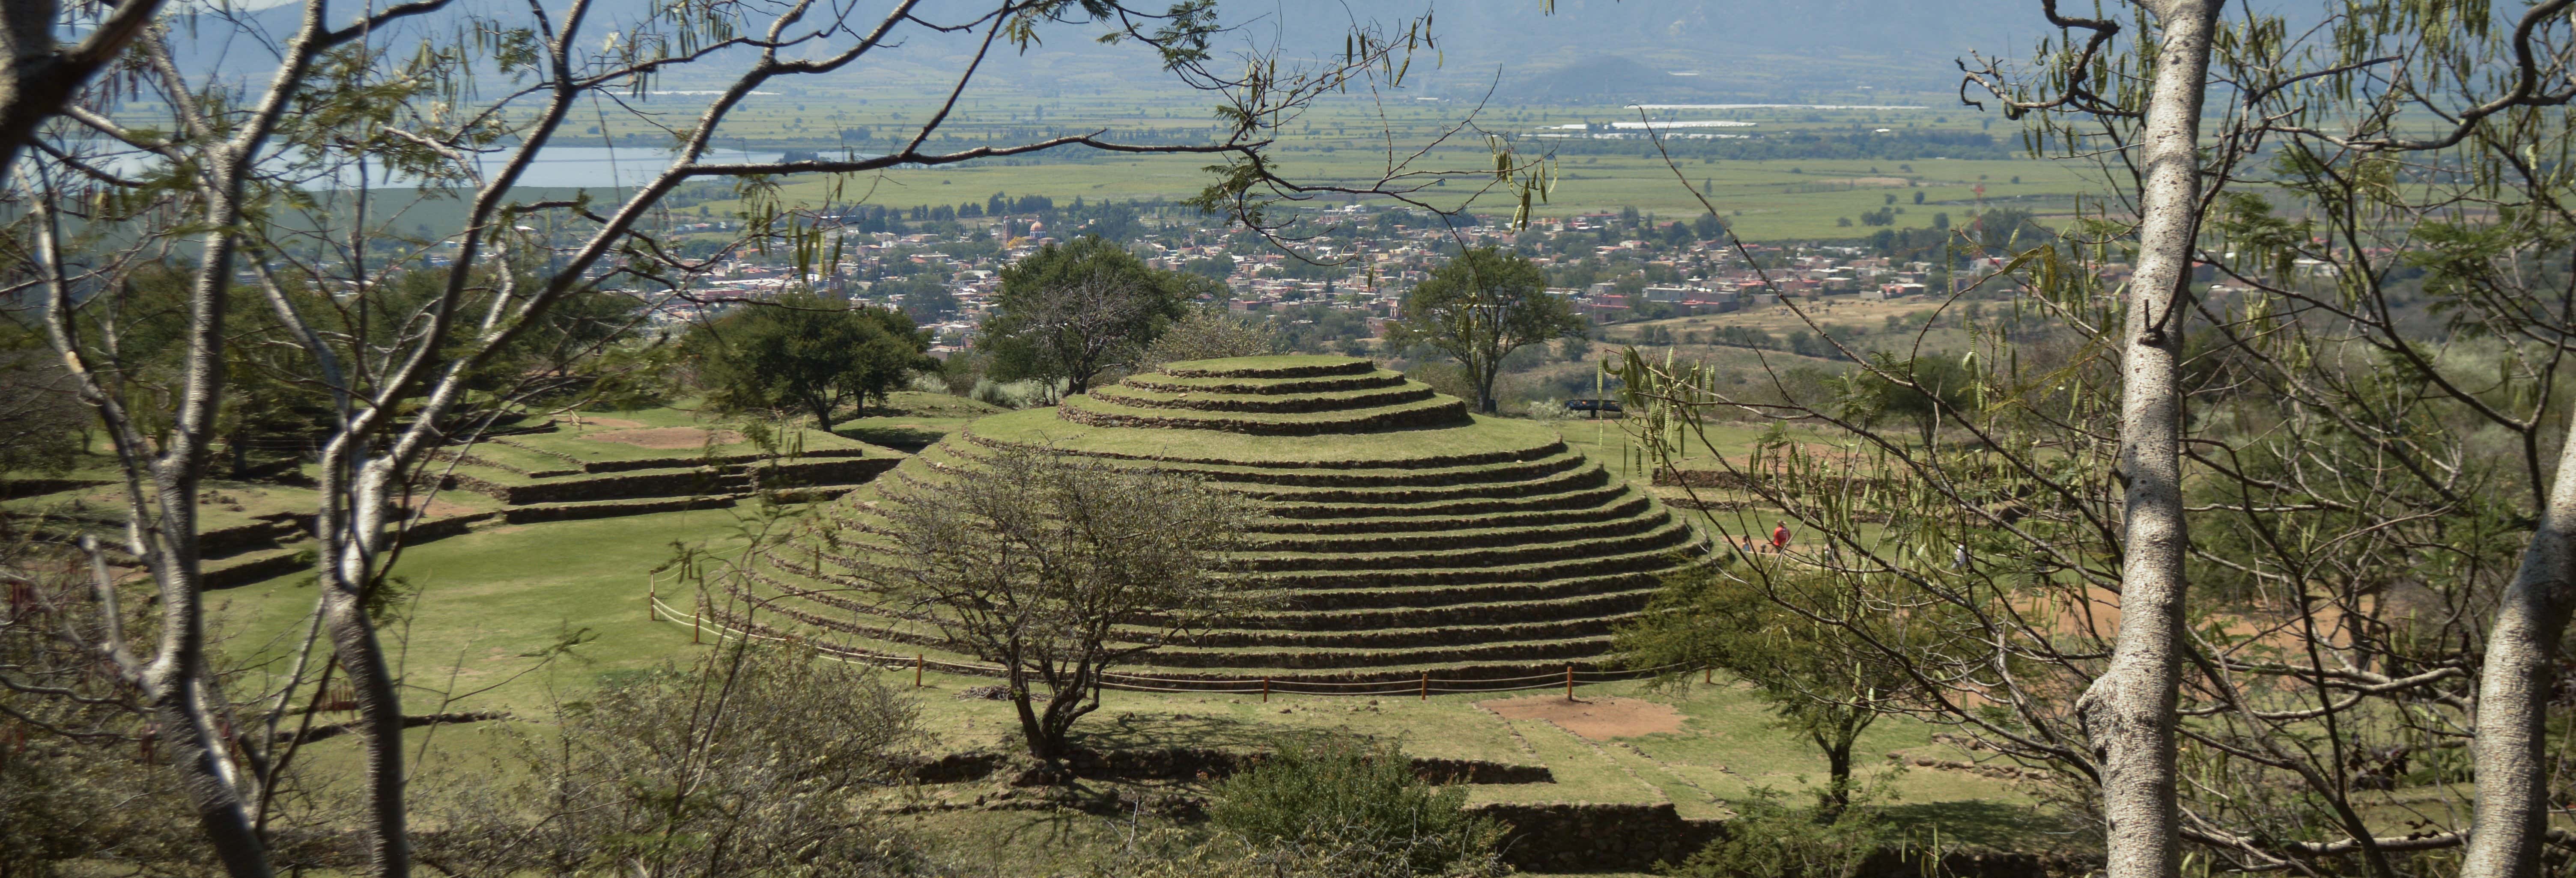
[{"x1": 216, "y1": 506, "x2": 763, "y2": 716}]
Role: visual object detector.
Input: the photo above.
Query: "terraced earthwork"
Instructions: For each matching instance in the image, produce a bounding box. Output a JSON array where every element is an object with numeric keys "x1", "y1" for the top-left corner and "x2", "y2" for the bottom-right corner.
[{"x1": 727, "y1": 355, "x2": 1705, "y2": 685}]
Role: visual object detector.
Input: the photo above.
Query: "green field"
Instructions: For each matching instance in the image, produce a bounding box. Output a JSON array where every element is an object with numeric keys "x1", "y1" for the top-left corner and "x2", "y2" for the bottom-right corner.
[
  {"x1": 721, "y1": 153, "x2": 2092, "y2": 241},
  {"x1": 528, "y1": 85, "x2": 2099, "y2": 240}
]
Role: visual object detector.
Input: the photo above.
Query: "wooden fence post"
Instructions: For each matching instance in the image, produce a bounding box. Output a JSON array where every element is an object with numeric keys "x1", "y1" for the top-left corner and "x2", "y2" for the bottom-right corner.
[
  {"x1": 1419, "y1": 671, "x2": 1428, "y2": 701},
  {"x1": 647, "y1": 583, "x2": 656, "y2": 621},
  {"x1": 915, "y1": 654, "x2": 924, "y2": 688},
  {"x1": 1565, "y1": 664, "x2": 1575, "y2": 701},
  {"x1": 1262, "y1": 677, "x2": 1270, "y2": 702}
]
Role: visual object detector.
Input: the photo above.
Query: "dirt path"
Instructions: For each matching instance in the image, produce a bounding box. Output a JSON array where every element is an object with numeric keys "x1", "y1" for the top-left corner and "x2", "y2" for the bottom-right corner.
[{"x1": 1475, "y1": 695, "x2": 1684, "y2": 741}]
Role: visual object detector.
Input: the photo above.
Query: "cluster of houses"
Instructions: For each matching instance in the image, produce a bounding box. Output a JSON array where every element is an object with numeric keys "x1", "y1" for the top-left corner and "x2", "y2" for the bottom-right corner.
[{"x1": 636, "y1": 204, "x2": 2041, "y2": 357}]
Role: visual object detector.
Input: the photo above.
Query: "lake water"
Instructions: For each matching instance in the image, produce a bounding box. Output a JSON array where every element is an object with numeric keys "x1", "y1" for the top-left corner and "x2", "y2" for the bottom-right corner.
[
  {"x1": 86, "y1": 145, "x2": 807, "y2": 190},
  {"x1": 406, "y1": 146, "x2": 802, "y2": 189}
]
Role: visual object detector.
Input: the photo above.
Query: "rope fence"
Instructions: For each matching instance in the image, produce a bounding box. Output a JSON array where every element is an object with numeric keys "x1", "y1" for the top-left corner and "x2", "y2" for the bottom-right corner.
[{"x1": 646, "y1": 591, "x2": 1704, "y2": 697}]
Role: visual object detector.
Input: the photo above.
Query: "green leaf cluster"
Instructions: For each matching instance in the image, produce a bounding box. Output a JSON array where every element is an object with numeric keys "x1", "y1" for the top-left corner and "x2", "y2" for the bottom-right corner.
[{"x1": 683, "y1": 293, "x2": 933, "y2": 429}]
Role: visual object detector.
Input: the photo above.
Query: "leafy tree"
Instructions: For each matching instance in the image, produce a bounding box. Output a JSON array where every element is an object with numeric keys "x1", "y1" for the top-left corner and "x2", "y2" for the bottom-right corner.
[
  {"x1": 847, "y1": 443, "x2": 1253, "y2": 763},
  {"x1": 981, "y1": 236, "x2": 1198, "y2": 394},
  {"x1": 686, "y1": 294, "x2": 933, "y2": 430},
  {"x1": 1846, "y1": 353, "x2": 1979, "y2": 449},
  {"x1": 868, "y1": 275, "x2": 957, "y2": 325},
  {"x1": 0, "y1": 346, "x2": 84, "y2": 476},
  {"x1": 1618, "y1": 562, "x2": 1912, "y2": 814},
  {"x1": 1387, "y1": 247, "x2": 1583, "y2": 414}
]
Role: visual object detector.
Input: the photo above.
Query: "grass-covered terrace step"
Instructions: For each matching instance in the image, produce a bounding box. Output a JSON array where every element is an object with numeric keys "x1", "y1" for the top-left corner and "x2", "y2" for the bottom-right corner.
[
  {"x1": 1248, "y1": 493, "x2": 1655, "y2": 534},
  {"x1": 928, "y1": 439, "x2": 1589, "y2": 490},
  {"x1": 1142, "y1": 450, "x2": 1589, "y2": 490},
  {"x1": 1256, "y1": 483, "x2": 1639, "y2": 521},
  {"x1": 696, "y1": 602, "x2": 1652, "y2": 686},
  {"x1": 1237, "y1": 518, "x2": 1694, "y2": 574},
  {"x1": 1247, "y1": 548, "x2": 1696, "y2": 600},
  {"x1": 1246, "y1": 509, "x2": 1674, "y2": 554},
  {"x1": 1085, "y1": 381, "x2": 1434, "y2": 414},
  {"x1": 1220, "y1": 586, "x2": 1663, "y2": 631},
  {"x1": 1056, "y1": 392, "x2": 1470, "y2": 435},
  {"x1": 1112, "y1": 633, "x2": 1617, "y2": 670},
  {"x1": 1159, "y1": 355, "x2": 1376, "y2": 379},
  {"x1": 1225, "y1": 463, "x2": 1609, "y2": 505},
  {"x1": 446, "y1": 456, "x2": 900, "y2": 505},
  {"x1": 1124, "y1": 369, "x2": 1410, "y2": 396},
  {"x1": 1174, "y1": 611, "x2": 1636, "y2": 651},
  {"x1": 959, "y1": 422, "x2": 1568, "y2": 471},
  {"x1": 1262, "y1": 561, "x2": 1690, "y2": 607}
]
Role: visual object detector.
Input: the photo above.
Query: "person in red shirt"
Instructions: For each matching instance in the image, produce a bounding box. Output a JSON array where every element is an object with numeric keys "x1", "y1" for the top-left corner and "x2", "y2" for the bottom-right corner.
[{"x1": 1770, "y1": 521, "x2": 1791, "y2": 553}]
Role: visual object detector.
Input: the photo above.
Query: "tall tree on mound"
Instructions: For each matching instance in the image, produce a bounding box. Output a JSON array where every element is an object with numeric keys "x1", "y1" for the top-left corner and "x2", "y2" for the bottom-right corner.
[
  {"x1": 1140, "y1": 308, "x2": 1283, "y2": 369},
  {"x1": 1388, "y1": 247, "x2": 1583, "y2": 415},
  {"x1": 849, "y1": 444, "x2": 1253, "y2": 764},
  {"x1": 686, "y1": 295, "x2": 933, "y2": 430},
  {"x1": 982, "y1": 237, "x2": 1202, "y2": 395}
]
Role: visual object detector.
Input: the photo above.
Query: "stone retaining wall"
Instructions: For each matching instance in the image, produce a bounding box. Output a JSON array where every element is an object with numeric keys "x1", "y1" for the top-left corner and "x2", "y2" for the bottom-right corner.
[
  {"x1": 1475, "y1": 802, "x2": 2093, "y2": 875},
  {"x1": 1473, "y1": 802, "x2": 1721, "y2": 872},
  {"x1": 963, "y1": 429, "x2": 1565, "y2": 471},
  {"x1": 896, "y1": 747, "x2": 1551, "y2": 786},
  {"x1": 0, "y1": 478, "x2": 111, "y2": 500},
  {"x1": 1091, "y1": 384, "x2": 1434, "y2": 414},
  {"x1": 1058, "y1": 397, "x2": 1471, "y2": 435}
]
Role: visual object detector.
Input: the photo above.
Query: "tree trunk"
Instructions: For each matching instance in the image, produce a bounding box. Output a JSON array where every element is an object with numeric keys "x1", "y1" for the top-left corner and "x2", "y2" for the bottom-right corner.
[
  {"x1": 2463, "y1": 411, "x2": 2576, "y2": 878},
  {"x1": 809, "y1": 396, "x2": 835, "y2": 432},
  {"x1": 311, "y1": 461, "x2": 413, "y2": 878},
  {"x1": 1823, "y1": 735, "x2": 1853, "y2": 815},
  {"x1": 1009, "y1": 668, "x2": 1061, "y2": 763},
  {"x1": 2073, "y1": 5, "x2": 2216, "y2": 878},
  {"x1": 321, "y1": 590, "x2": 410, "y2": 876}
]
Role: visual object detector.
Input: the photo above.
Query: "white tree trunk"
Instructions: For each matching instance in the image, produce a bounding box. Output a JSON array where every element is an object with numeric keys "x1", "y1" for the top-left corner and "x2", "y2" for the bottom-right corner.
[
  {"x1": 2074, "y1": 4, "x2": 2218, "y2": 878},
  {"x1": 2465, "y1": 414, "x2": 2576, "y2": 877}
]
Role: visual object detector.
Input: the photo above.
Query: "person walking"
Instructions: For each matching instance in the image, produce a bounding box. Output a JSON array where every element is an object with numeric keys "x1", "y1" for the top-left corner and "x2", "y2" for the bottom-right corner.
[{"x1": 1770, "y1": 521, "x2": 1791, "y2": 553}]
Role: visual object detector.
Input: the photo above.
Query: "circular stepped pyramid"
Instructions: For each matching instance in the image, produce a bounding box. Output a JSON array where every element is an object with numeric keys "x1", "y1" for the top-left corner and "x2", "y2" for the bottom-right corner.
[{"x1": 725, "y1": 355, "x2": 1705, "y2": 686}]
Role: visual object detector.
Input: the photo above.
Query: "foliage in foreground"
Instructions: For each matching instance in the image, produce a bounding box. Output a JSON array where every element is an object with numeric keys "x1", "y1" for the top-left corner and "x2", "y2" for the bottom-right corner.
[
  {"x1": 1665, "y1": 787, "x2": 1890, "y2": 878},
  {"x1": 415, "y1": 643, "x2": 924, "y2": 877},
  {"x1": 1205, "y1": 735, "x2": 1508, "y2": 878}
]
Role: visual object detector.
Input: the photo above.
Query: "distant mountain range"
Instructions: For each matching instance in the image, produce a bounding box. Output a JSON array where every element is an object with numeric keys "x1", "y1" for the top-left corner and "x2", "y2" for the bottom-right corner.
[{"x1": 161, "y1": 0, "x2": 2071, "y2": 103}]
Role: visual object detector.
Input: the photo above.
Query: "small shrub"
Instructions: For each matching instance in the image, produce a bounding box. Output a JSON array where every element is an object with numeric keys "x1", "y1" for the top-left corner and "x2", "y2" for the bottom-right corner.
[
  {"x1": 1210, "y1": 735, "x2": 1506, "y2": 877},
  {"x1": 969, "y1": 378, "x2": 1014, "y2": 408}
]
